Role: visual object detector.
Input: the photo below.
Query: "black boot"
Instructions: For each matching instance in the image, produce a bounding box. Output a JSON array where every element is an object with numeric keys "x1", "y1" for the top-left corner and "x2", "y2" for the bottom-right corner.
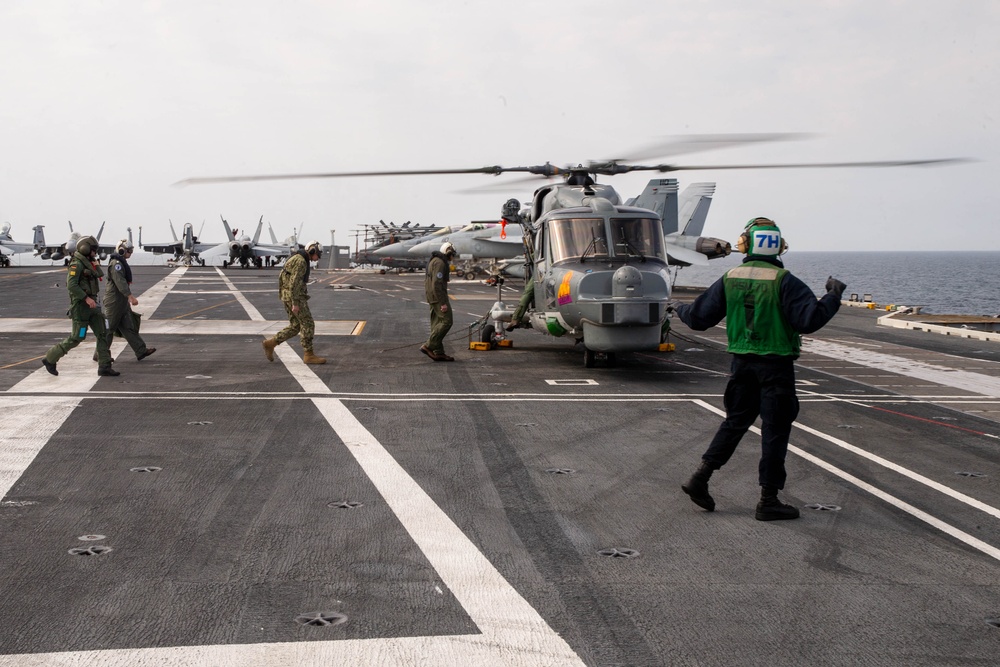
[
  {"x1": 755, "y1": 486, "x2": 800, "y2": 521},
  {"x1": 97, "y1": 365, "x2": 120, "y2": 377},
  {"x1": 42, "y1": 359, "x2": 58, "y2": 376},
  {"x1": 682, "y1": 462, "x2": 716, "y2": 512}
]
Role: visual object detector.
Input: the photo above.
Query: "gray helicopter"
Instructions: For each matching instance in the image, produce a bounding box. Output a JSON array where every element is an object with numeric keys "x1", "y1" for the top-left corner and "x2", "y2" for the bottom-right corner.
[{"x1": 175, "y1": 134, "x2": 963, "y2": 366}]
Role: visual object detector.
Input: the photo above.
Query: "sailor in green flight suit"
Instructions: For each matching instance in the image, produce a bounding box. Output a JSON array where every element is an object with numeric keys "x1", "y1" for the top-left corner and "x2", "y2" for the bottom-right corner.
[
  {"x1": 42, "y1": 235, "x2": 119, "y2": 377},
  {"x1": 420, "y1": 242, "x2": 456, "y2": 362},
  {"x1": 103, "y1": 238, "x2": 155, "y2": 362}
]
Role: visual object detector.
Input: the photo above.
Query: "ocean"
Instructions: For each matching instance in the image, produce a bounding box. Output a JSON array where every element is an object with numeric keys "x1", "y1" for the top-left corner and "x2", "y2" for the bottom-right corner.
[{"x1": 675, "y1": 251, "x2": 1000, "y2": 317}]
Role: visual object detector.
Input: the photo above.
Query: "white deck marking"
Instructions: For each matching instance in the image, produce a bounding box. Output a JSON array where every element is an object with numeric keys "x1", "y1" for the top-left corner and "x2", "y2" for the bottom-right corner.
[
  {"x1": 215, "y1": 266, "x2": 266, "y2": 320},
  {"x1": 803, "y1": 339, "x2": 1000, "y2": 396},
  {"x1": 0, "y1": 318, "x2": 360, "y2": 336},
  {"x1": 692, "y1": 400, "x2": 1000, "y2": 563},
  {"x1": 0, "y1": 396, "x2": 81, "y2": 498}
]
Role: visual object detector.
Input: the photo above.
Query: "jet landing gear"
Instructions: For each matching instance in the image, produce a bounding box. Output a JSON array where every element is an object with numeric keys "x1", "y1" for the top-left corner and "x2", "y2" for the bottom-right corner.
[{"x1": 583, "y1": 349, "x2": 617, "y2": 368}]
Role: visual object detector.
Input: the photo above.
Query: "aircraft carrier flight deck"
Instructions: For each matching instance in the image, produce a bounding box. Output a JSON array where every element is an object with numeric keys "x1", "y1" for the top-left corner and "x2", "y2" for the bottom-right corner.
[{"x1": 1, "y1": 265, "x2": 998, "y2": 666}]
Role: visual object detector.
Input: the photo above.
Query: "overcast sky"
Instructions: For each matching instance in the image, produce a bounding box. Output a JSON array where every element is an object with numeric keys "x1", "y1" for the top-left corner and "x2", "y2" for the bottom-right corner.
[{"x1": 1, "y1": 1, "x2": 997, "y2": 257}]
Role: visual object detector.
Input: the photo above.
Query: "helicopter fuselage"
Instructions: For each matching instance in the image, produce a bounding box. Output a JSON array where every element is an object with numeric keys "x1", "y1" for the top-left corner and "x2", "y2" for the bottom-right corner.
[{"x1": 524, "y1": 193, "x2": 671, "y2": 353}]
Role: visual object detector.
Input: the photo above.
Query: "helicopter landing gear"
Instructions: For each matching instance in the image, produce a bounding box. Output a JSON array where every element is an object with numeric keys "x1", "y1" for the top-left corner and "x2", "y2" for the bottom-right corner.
[
  {"x1": 583, "y1": 349, "x2": 616, "y2": 368},
  {"x1": 464, "y1": 271, "x2": 477, "y2": 280}
]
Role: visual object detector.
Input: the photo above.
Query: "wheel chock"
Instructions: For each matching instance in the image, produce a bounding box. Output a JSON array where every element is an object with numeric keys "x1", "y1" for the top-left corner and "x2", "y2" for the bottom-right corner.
[
  {"x1": 469, "y1": 342, "x2": 491, "y2": 351},
  {"x1": 658, "y1": 343, "x2": 675, "y2": 352}
]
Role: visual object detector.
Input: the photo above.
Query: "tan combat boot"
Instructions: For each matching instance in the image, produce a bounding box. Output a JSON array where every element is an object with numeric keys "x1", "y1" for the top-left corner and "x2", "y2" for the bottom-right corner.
[
  {"x1": 262, "y1": 337, "x2": 277, "y2": 362},
  {"x1": 303, "y1": 350, "x2": 327, "y2": 365}
]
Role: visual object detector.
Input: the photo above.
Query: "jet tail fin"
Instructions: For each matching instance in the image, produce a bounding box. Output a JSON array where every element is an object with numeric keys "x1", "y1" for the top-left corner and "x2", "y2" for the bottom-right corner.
[
  {"x1": 252, "y1": 216, "x2": 263, "y2": 245},
  {"x1": 222, "y1": 216, "x2": 236, "y2": 242},
  {"x1": 96, "y1": 220, "x2": 106, "y2": 240},
  {"x1": 678, "y1": 183, "x2": 716, "y2": 236},
  {"x1": 627, "y1": 179, "x2": 679, "y2": 234},
  {"x1": 169, "y1": 220, "x2": 179, "y2": 242},
  {"x1": 268, "y1": 223, "x2": 279, "y2": 244},
  {"x1": 32, "y1": 225, "x2": 46, "y2": 249}
]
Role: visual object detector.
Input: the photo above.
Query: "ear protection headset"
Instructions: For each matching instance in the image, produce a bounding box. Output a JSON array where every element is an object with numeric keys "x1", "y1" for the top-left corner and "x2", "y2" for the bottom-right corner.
[{"x1": 737, "y1": 217, "x2": 787, "y2": 256}]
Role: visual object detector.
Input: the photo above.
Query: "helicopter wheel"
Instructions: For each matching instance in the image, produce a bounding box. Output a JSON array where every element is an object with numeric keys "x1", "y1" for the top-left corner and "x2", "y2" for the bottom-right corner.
[
  {"x1": 464, "y1": 271, "x2": 476, "y2": 281},
  {"x1": 584, "y1": 349, "x2": 596, "y2": 368},
  {"x1": 480, "y1": 324, "x2": 496, "y2": 347}
]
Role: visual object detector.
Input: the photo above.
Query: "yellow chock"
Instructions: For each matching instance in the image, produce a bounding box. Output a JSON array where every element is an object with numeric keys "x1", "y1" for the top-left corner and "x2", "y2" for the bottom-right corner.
[
  {"x1": 497, "y1": 339, "x2": 514, "y2": 348},
  {"x1": 867, "y1": 303, "x2": 876, "y2": 309},
  {"x1": 658, "y1": 343, "x2": 675, "y2": 352},
  {"x1": 469, "y1": 342, "x2": 491, "y2": 351}
]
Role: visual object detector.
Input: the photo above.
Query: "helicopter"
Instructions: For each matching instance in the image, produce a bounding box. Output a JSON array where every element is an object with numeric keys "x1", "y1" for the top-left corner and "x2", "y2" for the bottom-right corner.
[{"x1": 175, "y1": 134, "x2": 965, "y2": 366}]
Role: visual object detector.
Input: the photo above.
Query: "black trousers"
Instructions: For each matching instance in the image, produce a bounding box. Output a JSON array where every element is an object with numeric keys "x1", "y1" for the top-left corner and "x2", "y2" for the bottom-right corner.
[{"x1": 702, "y1": 355, "x2": 799, "y2": 489}]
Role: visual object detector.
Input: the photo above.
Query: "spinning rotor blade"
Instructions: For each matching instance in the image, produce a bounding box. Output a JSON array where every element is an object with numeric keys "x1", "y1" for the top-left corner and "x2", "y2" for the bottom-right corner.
[
  {"x1": 606, "y1": 132, "x2": 815, "y2": 163},
  {"x1": 619, "y1": 157, "x2": 970, "y2": 174},
  {"x1": 174, "y1": 164, "x2": 565, "y2": 187}
]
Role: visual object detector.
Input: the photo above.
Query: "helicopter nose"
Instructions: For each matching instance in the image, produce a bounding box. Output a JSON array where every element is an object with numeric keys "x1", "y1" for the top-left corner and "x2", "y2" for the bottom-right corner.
[{"x1": 612, "y1": 265, "x2": 643, "y2": 298}]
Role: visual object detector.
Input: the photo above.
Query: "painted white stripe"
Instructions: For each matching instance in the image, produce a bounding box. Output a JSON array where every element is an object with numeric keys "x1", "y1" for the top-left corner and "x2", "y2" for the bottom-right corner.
[
  {"x1": 312, "y1": 397, "x2": 583, "y2": 665},
  {"x1": 8, "y1": 268, "x2": 187, "y2": 394},
  {"x1": 215, "y1": 266, "x2": 265, "y2": 320},
  {"x1": 0, "y1": 318, "x2": 360, "y2": 336},
  {"x1": 803, "y1": 338, "x2": 1000, "y2": 397},
  {"x1": 0, "y1": 396, "x2": 81, "y2": 498},
  {"x1": 691, "y1": 399, "x2": 1000, "y2": 562}
]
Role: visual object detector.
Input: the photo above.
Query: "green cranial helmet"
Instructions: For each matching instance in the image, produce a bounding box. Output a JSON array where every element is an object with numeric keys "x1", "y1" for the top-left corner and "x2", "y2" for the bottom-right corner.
[
  {"x1": 739, "y1": 217, "x2": 787, "y2": 257},
  {"x1": 77, "y1": 236, "x2": 99, "y2": 256}
]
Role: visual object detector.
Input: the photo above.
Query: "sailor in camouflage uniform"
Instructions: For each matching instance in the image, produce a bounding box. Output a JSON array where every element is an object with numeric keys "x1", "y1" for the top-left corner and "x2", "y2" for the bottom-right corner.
[
  {"x1": 42, "y1": 235, "x2": 119, "y2": 377},
  {"x1": 262, "y1": 240, "x2": 326, "y2": 365}
]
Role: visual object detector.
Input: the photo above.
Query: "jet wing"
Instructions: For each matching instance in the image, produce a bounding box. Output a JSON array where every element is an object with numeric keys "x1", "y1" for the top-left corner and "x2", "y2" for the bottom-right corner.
[
  {"x1": 0, "y1": 241, "x2": 34, "y2": 254},
  {"x1": 247, "y1": 243, "x2": 290, "y2": 258},
  {"x1": 142, "y1": 241, "x2": 182, "y2": 255}
]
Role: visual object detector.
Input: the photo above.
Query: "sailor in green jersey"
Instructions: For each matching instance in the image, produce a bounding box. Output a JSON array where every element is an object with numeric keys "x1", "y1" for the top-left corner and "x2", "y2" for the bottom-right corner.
[{"x1": 674, "y1": 218, "x2": 846, "y2": 521}]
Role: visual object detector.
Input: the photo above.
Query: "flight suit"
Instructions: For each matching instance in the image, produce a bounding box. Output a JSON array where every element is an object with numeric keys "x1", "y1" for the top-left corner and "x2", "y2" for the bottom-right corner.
[
  {"x1": 45, "y1": 250, "x2": 112, "y2": 367},
  {"x1": 275, "y1": 251, "x2": 316, "y2": 352},
  {"x1": 424, "y1": 251, "x2": 453, "y2": 354},
  {"x1": 104, "y1": 253, "x2": 149, "y2": 359}
]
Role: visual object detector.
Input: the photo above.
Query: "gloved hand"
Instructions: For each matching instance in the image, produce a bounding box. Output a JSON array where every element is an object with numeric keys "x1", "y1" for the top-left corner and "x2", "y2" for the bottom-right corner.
[
  {"x1": 665, "y1": 300, "x2": 681, "y2": 314},
  {"x1": 825, "y1": 276, "x2": 846, "y2": 298}
]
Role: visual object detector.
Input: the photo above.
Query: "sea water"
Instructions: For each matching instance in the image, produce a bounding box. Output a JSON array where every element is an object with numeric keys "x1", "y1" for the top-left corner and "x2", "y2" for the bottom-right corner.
[{"x1": 675, "y1": 251, "x2": 1000, "y2": 317}]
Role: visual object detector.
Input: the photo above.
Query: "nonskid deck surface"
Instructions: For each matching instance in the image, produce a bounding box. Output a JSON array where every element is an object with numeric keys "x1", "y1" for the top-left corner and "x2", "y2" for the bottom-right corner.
[{"x1": 1, "y1": 266, "x2": 999, "y2": 666}]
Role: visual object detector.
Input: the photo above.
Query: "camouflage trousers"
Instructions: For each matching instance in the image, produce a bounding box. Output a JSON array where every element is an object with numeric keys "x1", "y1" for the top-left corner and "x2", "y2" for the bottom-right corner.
[
  {"x1": 276, "y1": 301, "x2": 315, "y2": 352},
  {"x1": 45, "y1": 307, "x2": 111, "y2": 366}
]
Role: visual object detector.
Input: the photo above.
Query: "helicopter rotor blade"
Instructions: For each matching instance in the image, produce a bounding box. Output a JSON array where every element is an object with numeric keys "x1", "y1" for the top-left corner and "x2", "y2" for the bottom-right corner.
[
  {"x1": 173, "y1": 165, "x2": 552, "y2": 187},
  {"x1": 605, "y1": 132, "x2": 816, "y2": 163},
  {"x1": 621, "y1": 157, "x2": 971, "y2": 174}
]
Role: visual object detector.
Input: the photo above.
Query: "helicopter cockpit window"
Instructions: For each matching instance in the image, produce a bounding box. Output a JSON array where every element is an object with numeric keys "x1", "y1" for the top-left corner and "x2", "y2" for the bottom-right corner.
[
  {"x1": 610, "y1": 218, "x2": 667, "y2": 263},
  {"x1": 549, "y1": 218, "x2": 608, "y2": 263}
]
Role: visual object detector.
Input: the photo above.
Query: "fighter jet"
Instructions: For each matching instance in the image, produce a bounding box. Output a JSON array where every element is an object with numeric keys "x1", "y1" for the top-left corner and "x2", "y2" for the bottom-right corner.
[
  {"x1": 31, "y1": 221, "x2": 117, "y2": 264},
  {"x1": 626, "y1": 180, "x2": 731, "y2": 266},
  {"x1": 0, "y1": 222, "x2": 34, "y2": 266},
  {"x1": 139, "y1": 221, "x2": 219, "y2": 266},
  {"x1": 220, "y1": 216, "x2": 292, "y2": 268}
]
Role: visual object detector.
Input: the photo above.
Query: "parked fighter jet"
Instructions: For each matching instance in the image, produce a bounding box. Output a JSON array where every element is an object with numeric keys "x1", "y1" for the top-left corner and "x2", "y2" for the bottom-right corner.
[
  {"x1": 32, "y1": 221, "x2": 116, "y2": 264},
  {"x1": 626, "y1": 180, "x2": 731, "y2": 265},
  {"x1": 0, "y1": 222, "x2": 34, "y2": 266},
  {"x1": 220, "y1": 216, "x2": 291, "y2": 268},
  {"x1": 139, "y1": 221, "x2": 217, "y2": 266}
]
